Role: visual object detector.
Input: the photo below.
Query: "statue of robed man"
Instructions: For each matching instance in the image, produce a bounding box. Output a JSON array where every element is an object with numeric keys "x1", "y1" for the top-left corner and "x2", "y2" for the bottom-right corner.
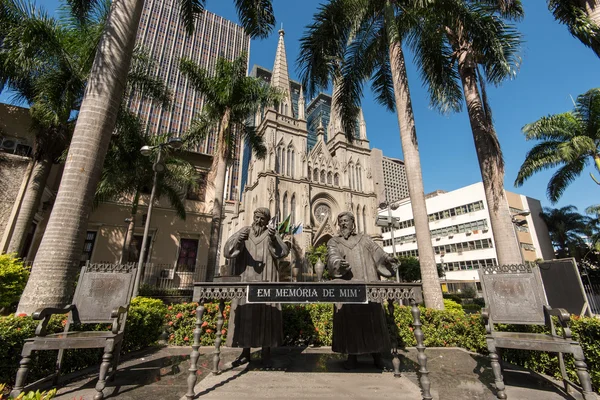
[
  {"x1": 327, "y1": 211, "x2": 397, "y2": 369},
  {"x1": 223, "y1": 207, "x2": 289, "y2": 366}
]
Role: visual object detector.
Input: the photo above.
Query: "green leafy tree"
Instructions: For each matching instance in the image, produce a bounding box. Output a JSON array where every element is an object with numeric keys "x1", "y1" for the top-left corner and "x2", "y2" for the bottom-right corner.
[
  {"x1": 396, "y1": 256, "x2": 444, "y2": 282},
  {"x1": 305, "y1": 244, "x2": 328, "y2": 267},
  {"x1": 515, "y1": 88, "x2": 600, "y2": 203},
  {"x1": 298, "y1": 0, "x2": 444, "y2": 309},
  {"x1": 179, "y1": 54, "x2": 282, "y2": 280},
  {"x1": 548, "y1": 0, "x2": 600, "y2": 58},
  {"x1": 539, "y1": 205, "x2": 590, "y2": 258},
  {"x1": 21, "y1": 0, "x2": 275, "y2": 313},
  {"x1": 0, "y1": 254, "x2": 30, "y2": 312}
]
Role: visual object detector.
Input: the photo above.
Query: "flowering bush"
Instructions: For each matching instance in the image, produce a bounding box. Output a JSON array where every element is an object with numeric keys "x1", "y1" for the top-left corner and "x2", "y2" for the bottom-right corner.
[{"x1": 163, "y1": 302, "x2": 230, "y2": 346}]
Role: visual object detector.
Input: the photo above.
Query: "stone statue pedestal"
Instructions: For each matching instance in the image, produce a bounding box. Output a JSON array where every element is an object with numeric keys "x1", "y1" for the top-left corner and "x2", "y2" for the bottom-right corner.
[{"x1": 186, "y1": 281, "x2": 432, "y2": 400}]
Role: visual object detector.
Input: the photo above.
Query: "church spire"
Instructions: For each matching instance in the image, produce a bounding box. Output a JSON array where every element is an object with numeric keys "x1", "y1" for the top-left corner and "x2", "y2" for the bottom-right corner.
[
  {"x1": 359, "y1": 108, "x2": 367, "y2": 140},
  {"x1": 316, "y1": 116, "x2": 326, "y2": 142},
  {"x1": 271, "y1": 27, "x2": 292, "y2": 116},
  {"x1": 298, "y1": 86, "x2": 305, "y2": 120},
  {"x1": 327, "y1": 78, "x2": 343, "y2": 140}
]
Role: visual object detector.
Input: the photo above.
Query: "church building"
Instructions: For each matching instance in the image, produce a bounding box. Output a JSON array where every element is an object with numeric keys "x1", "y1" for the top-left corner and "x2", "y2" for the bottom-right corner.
[{"x1": 221, "y1": 28, "x2": 385, "y2": 275}]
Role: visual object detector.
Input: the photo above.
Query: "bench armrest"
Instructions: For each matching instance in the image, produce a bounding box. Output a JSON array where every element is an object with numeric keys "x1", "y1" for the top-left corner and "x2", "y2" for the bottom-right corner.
[
  {"x1": 111, "y1": 306, "x2": 129, "y2": 334},
  {"x1": 544, "y1": 305, "x2": 572, "y2": 339},
  {"x1": 32, "y1": 305, "x2": 75, "y2": 336}
]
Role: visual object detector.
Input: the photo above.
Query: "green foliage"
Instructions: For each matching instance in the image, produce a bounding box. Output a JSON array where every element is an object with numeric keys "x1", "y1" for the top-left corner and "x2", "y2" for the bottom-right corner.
[
  {"x1": 396, "y1": 256, "x2": 444, "y2": 282},
  {"x1": 443, "y1": 299, "x2": 463, "y2": 312},
  {"x1": 0, "y1": 383, "x2": 57, "y2": 399},
  {"x1": 0, "y1": 255, "x2": 29, "y2": 310},
  {"x1": 0, "y1": 297, "x2": 165, "y2": 388},
  {"x1": 305, "y1": 244, "x2": 328, "y2": 267}
]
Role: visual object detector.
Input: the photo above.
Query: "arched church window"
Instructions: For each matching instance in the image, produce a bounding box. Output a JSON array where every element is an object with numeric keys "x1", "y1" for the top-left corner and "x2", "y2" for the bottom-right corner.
[
  {"x1": 291, "y1": 150, "x2": 295, "y2": 178},
  {"x1": 314, "y1": 168, "x2": 319, "y2": 182},
  {"x1": 356, "y1": 164, "x2": 362, "y2": 191},
  {"x1": 307, "y1": 166, "x2": 312, "y2": 181},
  {"x1": 287, "y1": 148, "x2": 291, "y2": 176},
  {"x1": 283, "y1": 192, "x2": 288, "y2": 218},
  {"x1": 356, "y1": 205, "x2": 361, "y2": 233},
  {"x1": 362, "y1": 206, "x2": 367, "y2": 235},
  {"x1": 320, "y1": 170, "x2": 326, "y2": 183},
  {"x1": 349, "y1": 164, "x2": 355, "y2": 190},
  {"x1": 327, "y1": 172, "x2": 332, "y2": 185},
  {"x1": 334, "y1": 173, "x2": 339, "y2": 186}
]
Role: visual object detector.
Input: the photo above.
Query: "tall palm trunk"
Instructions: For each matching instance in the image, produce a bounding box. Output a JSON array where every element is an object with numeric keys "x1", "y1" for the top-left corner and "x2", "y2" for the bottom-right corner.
[
  {"x1": 205, "y1": 110, "x2": 231, "y2": 281},
  {"x1": 6, "y1": 153, "x2": 52, "y2": 256},
  {"x1": 120, "y1": 191, "x2": 140, "y2": 264},
  {"x1": 17, "y1": 0, "x2": 145, "y2": 314},
  {"x1": 385, "y1": 3, "x2": 444, "y2": 309},
  {"x1": 456, "y1": 46, "x2": 522, "y2": 266}
]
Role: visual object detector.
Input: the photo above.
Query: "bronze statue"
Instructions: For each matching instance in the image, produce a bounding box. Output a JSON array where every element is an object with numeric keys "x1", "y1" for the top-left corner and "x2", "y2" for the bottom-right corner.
[
  {"x1": 223, "y1": 207, "x2": 289, "y2": 366},
  {"x1": 327, "y1": 211, "x2": 397, "y2": 369}
]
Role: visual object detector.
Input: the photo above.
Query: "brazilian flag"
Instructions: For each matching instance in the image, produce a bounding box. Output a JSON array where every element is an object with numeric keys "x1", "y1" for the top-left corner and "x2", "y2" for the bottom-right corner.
[{"x1": 278, "y1": 214, "x2": 292, "y2": 235}]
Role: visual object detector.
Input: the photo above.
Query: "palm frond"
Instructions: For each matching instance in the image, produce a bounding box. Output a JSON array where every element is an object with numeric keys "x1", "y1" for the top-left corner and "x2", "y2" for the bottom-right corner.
[
  {"x1": 233, "y1": 0, "x2": 275, "y2": 39},
  {"x1": 241, "y1": 123, "x2": 266, "y2": 159},
  {"x1": 522, "y1": 113, "x2": 582, "y2": 141},
  {"x1": 178, "y1": 0, "x2": 205, "y2": 35},
  {"x1": 548, "y1": 0, "x2": 600, "y2": 57},
  {"x1": 515, "y1": 140, "x2": 568, "y2": 186},
  {"x1": 547, "y1": 156, "x2": 587, "y2": 203}
]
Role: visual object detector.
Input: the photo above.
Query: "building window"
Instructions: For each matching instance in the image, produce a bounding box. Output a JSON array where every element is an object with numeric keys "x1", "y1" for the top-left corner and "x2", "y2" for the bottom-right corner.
[
  {"x1": 81, "y1": 231, "x2": 97, "y2": 265},
  {"x1": 177, "y1": 238, "x2": 199, "y2": 272},
  {"x1": 291, "y1": 195, "x2": 296, "y2": 226},
  {"x1": 283, "y1": 192, "x2": 288, "y2": 218},
  {"x1": 320, "y1": 170, "x2": 326, "y2": 183},
  {"x1": 129, "y1": 235, "x2": 152, "y2": 263},
  {"x1": 334, "y1": 173, "x2": 339, "y2": 186},
  {"x1": 327, "y1": 172, "x2": 332, "y2": 185},
  {"x1": 187, "y1": 170, "x2": 208, "y2": 201}
]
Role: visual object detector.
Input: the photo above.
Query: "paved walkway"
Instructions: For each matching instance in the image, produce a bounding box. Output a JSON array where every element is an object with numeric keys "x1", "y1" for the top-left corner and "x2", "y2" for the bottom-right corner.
[{"x1": 49, "y1": 346, "x2": 594, "y2": 400}]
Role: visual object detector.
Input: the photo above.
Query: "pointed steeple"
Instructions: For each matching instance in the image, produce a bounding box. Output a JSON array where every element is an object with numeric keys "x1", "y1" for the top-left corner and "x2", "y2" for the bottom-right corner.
[
  {"x1": 359, "y1": 108, "x2": 367, "y2": 140},
  {"x1": 327, "y1": 78, "x2": 343, "y2": 140},
  {"x1": 298, "y1": 86, "x2": 305, "y2": 120},
  {"x1": 271, "y1": 27, "x2": 292, "y2": 116},
  {"x1": 316, "y1": 117, "x2": 326, "y2": 142}
]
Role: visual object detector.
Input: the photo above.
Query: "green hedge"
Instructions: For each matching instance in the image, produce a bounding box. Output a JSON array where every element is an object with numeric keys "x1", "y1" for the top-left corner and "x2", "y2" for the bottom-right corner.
[{"x1": 0, "y1": 297, "x2": 166, "y2": 387}]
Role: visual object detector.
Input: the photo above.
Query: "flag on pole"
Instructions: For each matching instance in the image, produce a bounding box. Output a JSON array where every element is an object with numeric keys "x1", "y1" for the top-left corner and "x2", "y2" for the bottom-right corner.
[
  {"x1": 278, "y1": 214, "x2": 291, "y2": 235},
  {"x1": 292, "y1": 222, "x2": 303, "y2": 235}
]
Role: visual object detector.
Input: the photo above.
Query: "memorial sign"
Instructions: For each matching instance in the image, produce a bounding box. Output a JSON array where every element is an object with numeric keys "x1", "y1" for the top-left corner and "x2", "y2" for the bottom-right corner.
[{"x1": 247, "y1": 283, "x2": 367, "y2": 303}]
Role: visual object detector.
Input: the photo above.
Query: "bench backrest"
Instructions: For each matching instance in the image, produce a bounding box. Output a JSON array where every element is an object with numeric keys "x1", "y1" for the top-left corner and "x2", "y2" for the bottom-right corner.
[
  {"x1": 71, "y1": 262, "x2": 137, "y2": 324},
  {"x1": 480, "y1": 264, "x2": 547, "y2": 325}
]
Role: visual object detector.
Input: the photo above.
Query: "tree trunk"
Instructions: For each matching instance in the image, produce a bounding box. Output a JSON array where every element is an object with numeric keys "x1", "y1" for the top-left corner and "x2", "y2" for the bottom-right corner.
[
  {"x1": 205, "y1": 110, "x2": 231, "y2": 281},
  {"x1": 457, "y1": 51, "x2": 522, "y2": 267},
  {"x1": 120, "y1": 191, "x2": 140, "y2": 264},
  {"x1": 6, "y1": 153, "x2": 52, "y2": 257},
  {"x1": 385, "y1": 3, "x2": 444, "y2": 310},
  {"x1": 17, "y1": 0, "x2": 145, "y2": 315}
]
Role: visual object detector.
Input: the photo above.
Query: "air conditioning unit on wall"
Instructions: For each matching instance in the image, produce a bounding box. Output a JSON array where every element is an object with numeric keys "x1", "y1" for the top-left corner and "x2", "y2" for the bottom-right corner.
[{"x1": 0, "y1": 136, "x2": 18, "y2": 151}]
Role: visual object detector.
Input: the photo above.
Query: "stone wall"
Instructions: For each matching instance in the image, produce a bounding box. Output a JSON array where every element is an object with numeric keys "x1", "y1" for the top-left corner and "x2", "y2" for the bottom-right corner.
[{"x1": 0, "y1": 153, "x2": 30, "y2": 245}]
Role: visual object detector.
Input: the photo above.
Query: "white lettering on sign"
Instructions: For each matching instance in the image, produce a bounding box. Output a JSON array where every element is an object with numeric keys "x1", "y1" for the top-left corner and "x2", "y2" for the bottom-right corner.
[
  {"x1": 340, "y1": 288, "x2": 358, "y2": 297},
  {"x1": 257, "y1": 288, "x2": 271, "y2": 297},
  {"x1": 322, "y1": 289, "x2": 334, "y2": 297},
  {"x1": 274, "y1": 288, "x2": 319, "y2": 297}
]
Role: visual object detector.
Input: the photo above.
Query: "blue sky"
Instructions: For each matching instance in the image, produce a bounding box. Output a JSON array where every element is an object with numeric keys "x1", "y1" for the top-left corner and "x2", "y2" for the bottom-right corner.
[{"x1": 3, "y1": 1, "x2": 599, "y2": 215}]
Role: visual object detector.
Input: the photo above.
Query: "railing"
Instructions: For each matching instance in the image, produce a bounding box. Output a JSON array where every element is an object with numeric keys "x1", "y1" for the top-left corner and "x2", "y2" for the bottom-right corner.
[
  {"x1": 140, "y1": 263, "x2": 207, "y2": 291},
  {"x1": 583, "y1": 283, "x2": 600, "y2": 315}
]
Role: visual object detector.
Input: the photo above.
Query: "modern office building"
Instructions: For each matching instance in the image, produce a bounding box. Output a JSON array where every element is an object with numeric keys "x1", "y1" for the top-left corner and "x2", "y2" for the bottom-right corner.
[
  {"x1": 129, "y1": 0, "x2": 250, "y2": 201},
  {"x1": 379, "y1": 182, "x2": 555, "y2": 293}
]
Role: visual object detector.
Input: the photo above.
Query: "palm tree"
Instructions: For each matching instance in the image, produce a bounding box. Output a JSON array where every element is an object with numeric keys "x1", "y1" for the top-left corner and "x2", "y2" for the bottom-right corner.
[
  {"x1": 8, "y1": 2, "x2": 174, "y2": 314},
  {"x1": 540, "y1": 205, "x2": 590, "y2": 258},
  {"x1": 98, "y1": 115, "x2": 197, "y2": 264},
  {"x1": 298, "y1": 0, "x2": 445, "y2": 309},
  {"x1": 0, "y1": 0, "x2": 107, "y2": 256},
  {"x1": 515, "y1": 88, "x2": 600, "y2": 203},
  {"x1": 548, "y1": 0, "x2": 600, "y2": 58},
  {"x1": 20, "y1": 0, "x2": 275, "y2": 313},
  {"x1": 179, "y1": 54, "x2": 282, "y2": 281},
  {"x1": 410, "y1": 1, "x2": 525, "y2": 266}
]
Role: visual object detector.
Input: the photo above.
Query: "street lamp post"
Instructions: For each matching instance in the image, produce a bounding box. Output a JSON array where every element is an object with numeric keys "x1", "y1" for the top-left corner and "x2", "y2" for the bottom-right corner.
[
  {"x1": 132, "y1": 136, "x2": 183, "y2": 297},
  {"x1": 511, "y1": 210, "x2": 530, "y2": 264},
  {"x1": 376, "y1": 189, "x2": 401, "y2": 282}
]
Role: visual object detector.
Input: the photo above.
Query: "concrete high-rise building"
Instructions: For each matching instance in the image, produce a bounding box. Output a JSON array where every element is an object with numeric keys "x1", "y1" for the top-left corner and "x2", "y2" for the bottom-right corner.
[
  {"x1": 379, "y1": 182, "x2": 555, "y2": 293},
  {"x1": 128, "y1": 0, "x2": 250, "y2": 200}
]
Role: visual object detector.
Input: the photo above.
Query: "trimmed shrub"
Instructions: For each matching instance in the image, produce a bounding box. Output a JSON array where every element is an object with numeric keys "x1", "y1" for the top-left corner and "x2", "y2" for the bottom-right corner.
[
  {"x1": 0, "y1": 255, "x2": 29, "y2": 311},
  {"x1": 443, "y1": 299, "x2": 463, "y2": 312}
]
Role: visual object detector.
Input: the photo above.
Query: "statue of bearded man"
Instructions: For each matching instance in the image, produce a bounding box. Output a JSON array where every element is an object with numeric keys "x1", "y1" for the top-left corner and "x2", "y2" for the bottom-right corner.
[
  {"x1": 223, "y1": 207, "x2": 289, "y2": 366},
  {"x1": 327, "y1": 211, "x2": 398, "y2": 369}
]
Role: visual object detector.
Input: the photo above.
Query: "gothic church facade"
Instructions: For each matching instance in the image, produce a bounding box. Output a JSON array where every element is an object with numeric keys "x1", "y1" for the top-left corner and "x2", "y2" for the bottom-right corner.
[{"x1": 221, "y1": 29, "x2": 384, "y2": 272}]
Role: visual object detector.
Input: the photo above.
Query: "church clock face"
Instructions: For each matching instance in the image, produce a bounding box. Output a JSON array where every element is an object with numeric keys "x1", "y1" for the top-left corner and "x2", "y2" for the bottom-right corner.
[{"x1": 314, "y1": 203, "x2": 331, "y2": 224}]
